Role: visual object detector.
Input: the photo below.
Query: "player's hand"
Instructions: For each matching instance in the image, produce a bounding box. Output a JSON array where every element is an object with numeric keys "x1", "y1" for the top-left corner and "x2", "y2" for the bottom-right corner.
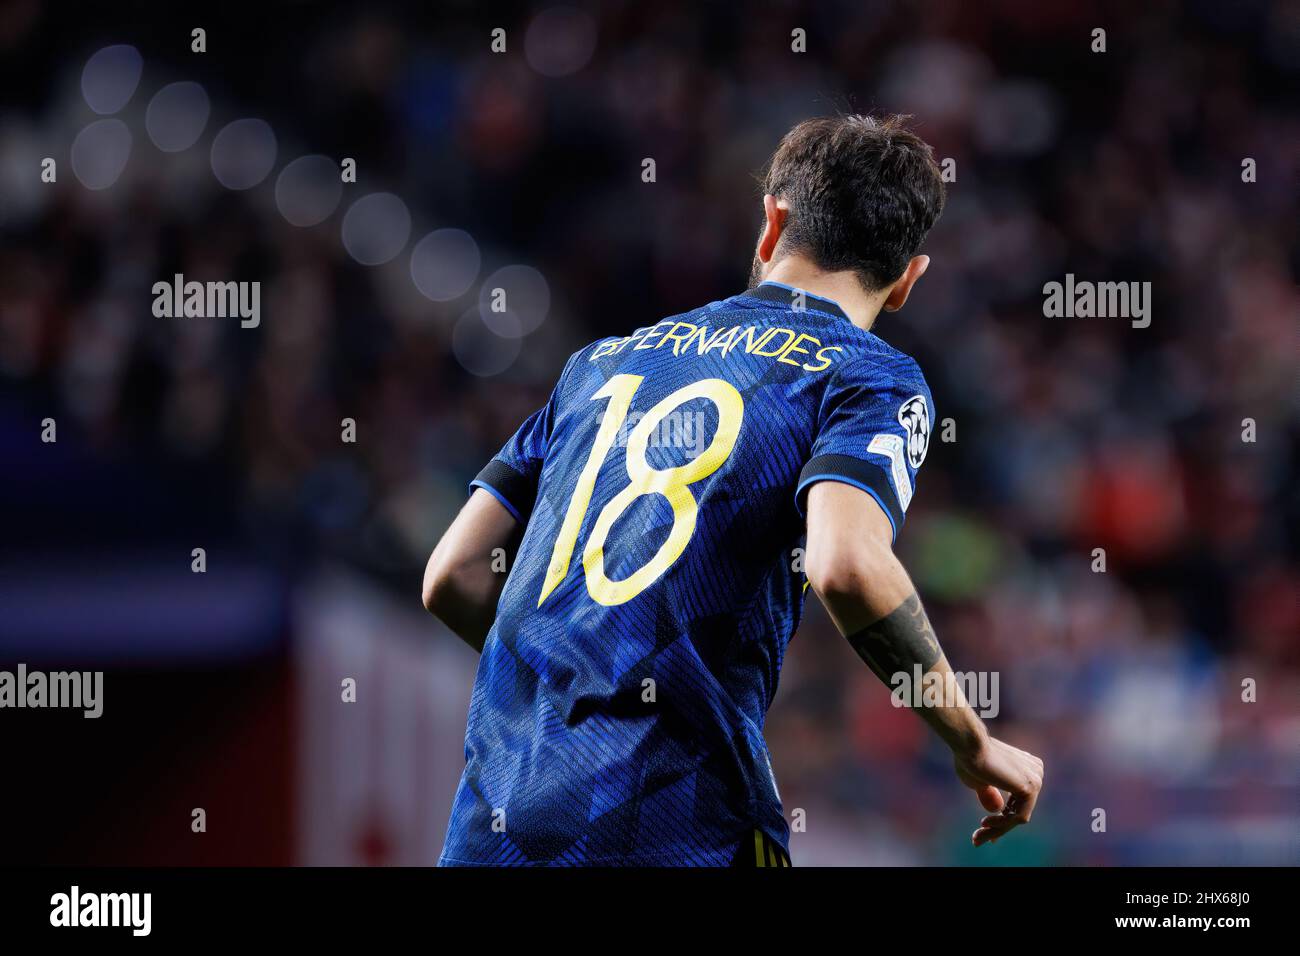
[{"x1": 952, "y1": 736, "x2": 1043, "y2": 847}]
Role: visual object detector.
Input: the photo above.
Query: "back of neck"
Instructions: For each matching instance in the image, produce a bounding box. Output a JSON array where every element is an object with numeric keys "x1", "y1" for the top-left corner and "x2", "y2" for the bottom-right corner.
[{"x1": 761, "y1": 257, "x2": 884, "y2": 331}]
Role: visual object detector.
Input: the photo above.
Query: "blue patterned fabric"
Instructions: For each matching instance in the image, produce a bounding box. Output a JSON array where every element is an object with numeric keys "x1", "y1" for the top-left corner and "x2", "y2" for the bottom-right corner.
[{"x1": 439, "y1": 282, "x2": 932, "y2": 866}]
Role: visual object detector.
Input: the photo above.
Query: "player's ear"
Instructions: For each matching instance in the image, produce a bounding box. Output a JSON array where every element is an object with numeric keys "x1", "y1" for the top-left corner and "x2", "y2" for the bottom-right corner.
[
  {"x1": 757, "y1": 194, "x2": 788, "y2": 264},
  {"x1": 881, "y1": 255, "x2": 930, "y2": 312}
]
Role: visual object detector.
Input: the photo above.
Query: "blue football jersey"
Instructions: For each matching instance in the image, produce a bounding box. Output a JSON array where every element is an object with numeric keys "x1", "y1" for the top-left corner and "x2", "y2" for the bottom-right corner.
[{"x1": 439, "y1": 281, "x2": 934, "y2": 866}]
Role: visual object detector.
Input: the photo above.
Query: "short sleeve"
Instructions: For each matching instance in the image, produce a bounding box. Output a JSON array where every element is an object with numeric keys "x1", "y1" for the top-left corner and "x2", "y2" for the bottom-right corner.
[
  {"x1": 794, "y1": 354, "x2": 934, "y2": 541},
  {"x1": 469, "y1": 350, "x2": 579, "y2": 522}
]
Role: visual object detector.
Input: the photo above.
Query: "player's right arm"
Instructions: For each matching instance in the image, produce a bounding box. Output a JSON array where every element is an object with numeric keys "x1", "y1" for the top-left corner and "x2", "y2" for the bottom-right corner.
[
  {"x1": 422, "y1": 349, "x2": 584, "y2": 652},
  {"x1": 423, "y1": 489, "x2": 522, "y2": 653}
]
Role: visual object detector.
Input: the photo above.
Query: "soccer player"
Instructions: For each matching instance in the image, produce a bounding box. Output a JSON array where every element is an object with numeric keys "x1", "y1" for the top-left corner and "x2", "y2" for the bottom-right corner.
[{"x1": 423, "y1": 114, "x2": 1044, "y2": 866}]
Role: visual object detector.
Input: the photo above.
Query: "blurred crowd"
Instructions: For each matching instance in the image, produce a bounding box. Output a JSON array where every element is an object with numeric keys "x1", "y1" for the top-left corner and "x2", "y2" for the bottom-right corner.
[{"x1": 0, "y1": 1, "x2": 1296, "y2": 864}]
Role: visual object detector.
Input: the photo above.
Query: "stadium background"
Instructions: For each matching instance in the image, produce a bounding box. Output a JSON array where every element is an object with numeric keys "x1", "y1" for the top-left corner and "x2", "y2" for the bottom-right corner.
[{"x1": 0, "y1": 0, "x2": 1295, "y2": 865}]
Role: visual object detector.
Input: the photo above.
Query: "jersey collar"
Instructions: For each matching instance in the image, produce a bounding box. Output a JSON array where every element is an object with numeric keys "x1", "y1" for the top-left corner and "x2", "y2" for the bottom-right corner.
[{"x1": 742, "y1": 281, "x2": 851, "y2": 322}]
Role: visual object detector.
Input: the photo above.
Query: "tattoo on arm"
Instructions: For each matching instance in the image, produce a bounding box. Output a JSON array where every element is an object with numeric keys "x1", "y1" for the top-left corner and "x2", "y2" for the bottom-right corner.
[{"x1": 845, "y1": 591, "x2": 942, "y2": 684}]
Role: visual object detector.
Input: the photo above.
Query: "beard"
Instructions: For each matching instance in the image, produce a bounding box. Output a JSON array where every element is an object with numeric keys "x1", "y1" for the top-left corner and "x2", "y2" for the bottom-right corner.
[{"x1": 748, "y1": 249, "x2": 764, "y2": 288}]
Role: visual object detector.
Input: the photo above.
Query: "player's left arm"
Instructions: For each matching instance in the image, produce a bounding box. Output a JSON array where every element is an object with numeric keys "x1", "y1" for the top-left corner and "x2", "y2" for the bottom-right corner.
[
  {"x1": 422, "y1": 488, "x2": 522, "y2": 653},
  {"x1": 806, "y1": 481, "x2": 1044, "y2": 846},
  {"x1": 798, "y1": 352, "x2": 1042, "y2": 846}
]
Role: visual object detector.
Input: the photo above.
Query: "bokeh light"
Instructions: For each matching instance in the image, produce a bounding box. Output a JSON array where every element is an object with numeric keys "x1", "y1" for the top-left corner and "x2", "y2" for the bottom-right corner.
[
  {"x1": 209, "y1": 118, "x2": 277, "y2": 190},
  {"x1": 275, "y1": 155, "x2": 343, "y2": 227},
  {"x1": 81, "y1": 45, "x2": 143, "y2": 115},
  {"x1": 341, "y1": 192, "x2": 411, "y2": 266},
  {"x1": 477, "y1": 264, "x2": 550, "y2": 337},
  {"x1": 71, "y1": 119, "x2": 132, "y2": 190},
  {"x1": 410, "y1": 229, "x2": 481, "y2": 301},
  {"x1": 145, "y1": 81, "x2": 210, "y2": 152}
]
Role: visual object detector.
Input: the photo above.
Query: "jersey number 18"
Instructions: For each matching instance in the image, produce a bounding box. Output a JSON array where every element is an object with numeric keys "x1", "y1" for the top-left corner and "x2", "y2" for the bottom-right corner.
[{"x1": 539, "y1": 374, "x2": 744, "y2": 607}]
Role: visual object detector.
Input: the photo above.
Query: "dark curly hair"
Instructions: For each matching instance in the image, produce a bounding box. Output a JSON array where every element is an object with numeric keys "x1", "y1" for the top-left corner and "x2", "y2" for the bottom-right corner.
[{"x1": 763, "y1": 114, "x2": 946, "y2": 292}]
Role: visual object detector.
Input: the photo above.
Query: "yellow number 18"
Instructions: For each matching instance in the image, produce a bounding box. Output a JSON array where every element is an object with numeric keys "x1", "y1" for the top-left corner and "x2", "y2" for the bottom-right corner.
[{"x1": 539, "y1": 374, "x2": 744, "y2": 607}]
